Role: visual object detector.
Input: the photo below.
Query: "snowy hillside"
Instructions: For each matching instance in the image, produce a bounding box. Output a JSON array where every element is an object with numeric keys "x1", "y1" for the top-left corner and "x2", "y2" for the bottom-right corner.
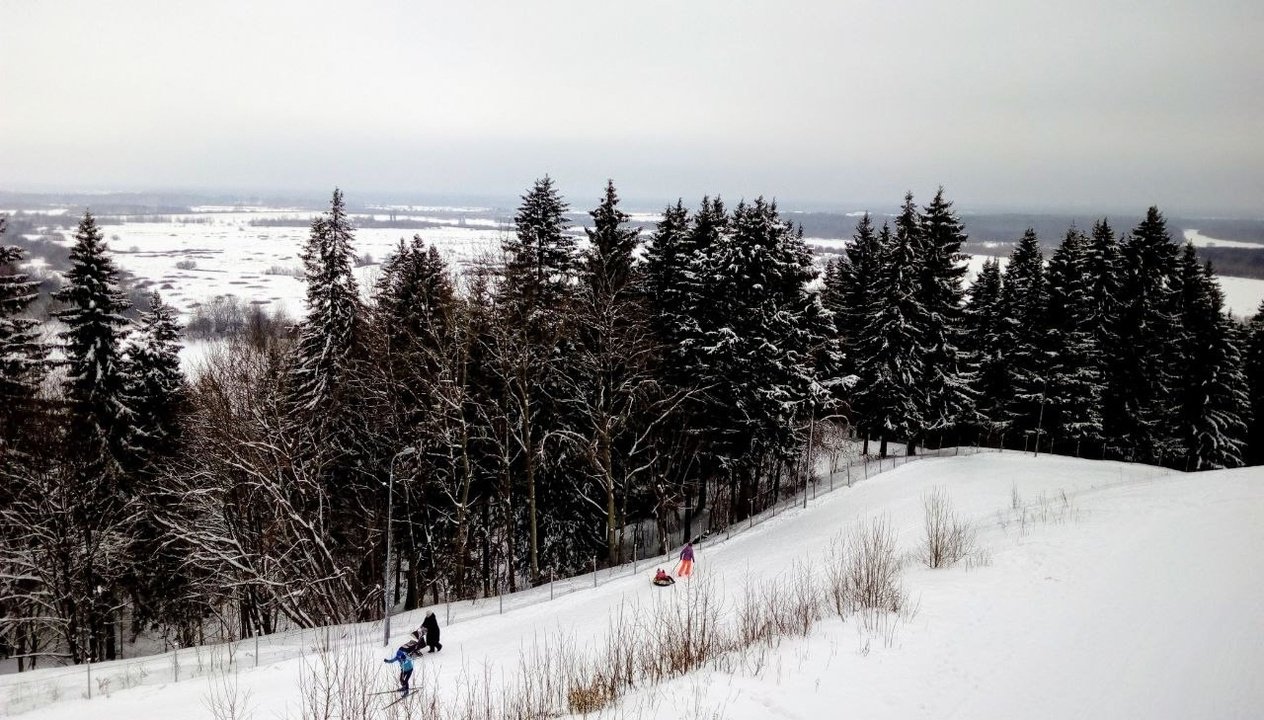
[{"x1": 4, "y1": 451, "x2": 1261, "y2": 719}]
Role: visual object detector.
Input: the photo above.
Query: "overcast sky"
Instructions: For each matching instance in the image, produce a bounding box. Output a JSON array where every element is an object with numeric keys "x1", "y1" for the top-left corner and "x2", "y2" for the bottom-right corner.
[{"x1": 1, "y1": 0, "x2": 1261, "y2": 214}]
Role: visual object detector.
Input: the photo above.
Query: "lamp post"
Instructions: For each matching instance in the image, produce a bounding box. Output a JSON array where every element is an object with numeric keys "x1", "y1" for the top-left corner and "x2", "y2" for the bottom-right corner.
[
  {"x1": 383, "y1": 446, "x2": 416, "y2": 647},
  {"x1": 1033, "y1": 378, "x2": 1047, "y2": 458}
]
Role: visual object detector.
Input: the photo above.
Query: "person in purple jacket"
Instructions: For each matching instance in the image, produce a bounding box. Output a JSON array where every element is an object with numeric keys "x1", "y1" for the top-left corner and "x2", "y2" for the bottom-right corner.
[{"x1": 675, "y1": 542, "x2": 695, "y2": 577}]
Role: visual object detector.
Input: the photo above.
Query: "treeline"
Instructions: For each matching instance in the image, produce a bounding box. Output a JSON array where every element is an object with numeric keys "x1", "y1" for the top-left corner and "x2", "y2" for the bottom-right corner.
[
  {"x1": 2, "y1": 183, "x2": 1263, "y2": 672},
  {"x1": 823, "y1": 196, "x2": 1259, "y2": 469}
]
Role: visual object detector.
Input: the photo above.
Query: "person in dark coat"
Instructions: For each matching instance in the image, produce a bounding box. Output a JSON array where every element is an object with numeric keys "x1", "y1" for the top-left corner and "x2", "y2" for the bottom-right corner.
[{"x1": 421, "y1": 610, "x2": 442, "y2": 652}]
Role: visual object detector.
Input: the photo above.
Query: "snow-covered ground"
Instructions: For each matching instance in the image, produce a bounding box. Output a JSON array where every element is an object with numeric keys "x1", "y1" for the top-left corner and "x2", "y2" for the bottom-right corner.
[
  {"x1": 12, "y1": 209, "x2": 1264, "y2": 322},
  {"x1": 4, "y1": 451, "x2": 1260, "y2": 719},
  {"x1": 1217, "y1": 275, "x2": 1264, "y2": 318},
  {"x1": 26, "y1": 212, "x2": 512, "y2": 320},
  {"x1": 1183, "y1": 228, "x2": 1264, "y2": 249}
]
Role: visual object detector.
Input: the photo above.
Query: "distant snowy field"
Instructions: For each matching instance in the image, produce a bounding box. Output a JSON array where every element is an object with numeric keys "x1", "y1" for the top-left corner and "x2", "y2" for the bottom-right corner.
[
  {"x1": 4, "y1": 452, "x2": 1261, "y2": 719},
  {"x1": 14, "y1": 209, "x2": 1264, "y2": 324},
  {"x1": 25, "y1": 209, "x2": 512, "y2": 320}
]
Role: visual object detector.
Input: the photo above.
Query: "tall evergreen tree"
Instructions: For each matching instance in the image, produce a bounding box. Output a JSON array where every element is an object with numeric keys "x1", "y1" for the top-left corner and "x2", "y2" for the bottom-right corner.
[
  {"x1": 55, "y1": 211, "x2": 136, "y2": 468},
  {"x1": 916, "y1": 188, "x2": 974, "y2": 444},
  {"x1": 648, "y1": 197, "x2": 731, "y2": 534},
  {"x1": 1083, "y1": 218, "x2": 1122, "y2": 456},
  {"x1": 289, "y1": 188, "x2": 364, "y2": 435},
  {"x1": 833, "y1": 213, "x2": 882, "y2": 380},
  {"x1": 286, "y1": 189, "x2": 384, "y2": 621},
  {"x1": 501, "y1": 175, "x2": 578, "y2": 318},
  {"x1": 574, "y1": 180, "x2": 657, "y2": 563},
  {"x1": 1106, "y1": 207, "x2": 1181, "y2": 463},
  {"x1": 371, "y1": 235, "x2": 466, "y2": 606},
  {"x1": 1084, "y1": 219, "x2": 1123, "y2": 341},
  {"x1": 122, "y1": 291, "x2": 191, "y2": 633},
  {"x1": 695, "y1": 198, "x2": 835, "y2": 508},
  {"x1": 125, "y1": 291, "x2": 187, "y2": 465},
  {"x1": 1245, "y1": 301, "x2": 1264, "y2": 466},
  {"x1": 0, "y1": 216, "x2": 46, "y2": 455},
  {"x1": 1042, "y1": 228, "x2": 1103, "y2": 453},
  {"x1": 642, "y1": 200, "x2": 691, "y2": 359},
  {"x1": 852, "y1": 222, "x2": 925, "y2": 457},
  {"x1": 999, "y1": 229, "x2": 1048, "y2": 445},
  {"x1": 962, "y1": 258, "x2": 1008, "y2": 441},
  {"x1": 496, "y1": 176, "x2": 579, "y2": 582},
  {"x1": 640, "y1": 200, "x2": 713, "y2": 542},
  {"x1": 52, "y1": 210, "x2": 136, "y2": 660},
  {"x1": 583, "y1": 180, "x2": 640, "y2": 301},
  {"x1": 1171, "y1": 246, "x2": 1249, "y2": 469}
]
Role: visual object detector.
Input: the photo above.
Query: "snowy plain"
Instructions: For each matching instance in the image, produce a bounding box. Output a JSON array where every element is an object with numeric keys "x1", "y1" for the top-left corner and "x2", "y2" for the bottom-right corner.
[
  {"x1": 3, "y1": 451, "x2": 1260, "y2": 719},
  {"x1": 23, "y1": 209, "x2": 513, "y2": 321},
  {"x1": 14, "y1": 209, "x2": 1264, "y2": 327}
]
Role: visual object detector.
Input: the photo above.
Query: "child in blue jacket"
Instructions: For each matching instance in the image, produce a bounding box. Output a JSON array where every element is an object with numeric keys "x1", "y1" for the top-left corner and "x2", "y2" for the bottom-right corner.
[{"x1": 384, "y1": 648, "x2": 414, "y2": 695}]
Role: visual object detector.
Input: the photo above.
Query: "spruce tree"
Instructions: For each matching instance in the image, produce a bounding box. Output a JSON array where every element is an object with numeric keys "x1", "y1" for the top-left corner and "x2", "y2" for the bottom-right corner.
[
  {"x1": 583, "y1": 180, "x2": 640, "y2": 301},
  {"x1": 1107, "y1": 207, "x2": 1181, "y2": 463},
  {"x1": 999, "y1": 229, "x2": 1048, "y2": 447},
  {"x1": 640, "y1": 200, "x2": 710, "y2": 540},
  {"x1": 0, "y1": 216, "x2": 46, "y2": 454},
  {"x1": 1043, "y1": 228, "x2": 1103, "y2": 454},
  {"x1": 1171, "y1": 246, "x2": 1249, "y2": 469},
  {"x1": 891, "y1": 194, "x2": 932, "y2": 453},
  {"x1": 851, "y1": 222, "x2": 926, "y2": 457},
  {"x1": 654, "y1": 196, "x2": 730, "y2": 531},
  {"x1": 371, "y1": 235, "x2": 464, "y2": 605},
  {"x1": 697, "y1": 198, "x2": 835, "y2": 506},
  {"x1": 289, "y1": 189, "x2": 363, "y2": 430},
  {"x1": 1084, "y1": 219, "x2": 1123, "y2": 342},
  {"x1": 1245, "y1": 301, "x2": 1264, "y2": 465},
  {"x1": 55, "y1": 211, "x2": 136, "y2": 469},
  {"x1": 962, "y1": 258, "x2": 1008, "y2": 442},
  {"x1": 52, "y1": 210, "x2": 136, "y2": 660},
  {"x1": 575, "y1": 181, "x2": 653, "y2": 562},
  {"x1": 122, "y1": 291, "x2": 190, "y2": 631},
  {"x1": 125, "y1": 291, "x2": 187, "y2": 465},
  {"x1": 501, "y1": 175, "x2": 578, "y2": 318},
  {"x1": 916, "y1": 188, "x2": 974, "y2": 445},
  {"x1": 496, "y1": 176, "x2": 580, "y2": 583},
  {"x1": 834, "y1": 213, "x2": 882, "y2": 379},
  {"x1": 642, "y1": 200, "x2": 692, "y2": 360},
  {"x1": 286, "y1": 189, "x2": 381, "y2": 619},
  {"x1": 375, "y1": 235, "x2": 454, "y2": 377},
  {"x1": 1083, "y1": 219, "x2": 1122, "y2": 456}
]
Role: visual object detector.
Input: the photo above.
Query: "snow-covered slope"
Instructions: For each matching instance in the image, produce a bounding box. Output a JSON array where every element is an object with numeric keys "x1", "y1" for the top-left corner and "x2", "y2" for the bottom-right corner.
[{"x1": 5, "y1": 451, "x2": 1262, "y2": 719}]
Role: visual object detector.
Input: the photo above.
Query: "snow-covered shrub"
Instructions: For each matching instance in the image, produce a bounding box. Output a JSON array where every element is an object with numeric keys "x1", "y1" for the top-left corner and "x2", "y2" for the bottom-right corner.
[
  {"x1": 175, "y1": 259, "x2": 198, "y2": 270},
  {"x1": 203, "y1": 668, "x2": 255, "y2": 720},
  {"x1": 844, "y1": 516, "x2": 906, "y2": 614},
  {"x1": 298, "y1": 643, "x2": 379, "y2": 720},
  {"x1": 920, "y1": 486, "x2": 976, "y2": 569}
]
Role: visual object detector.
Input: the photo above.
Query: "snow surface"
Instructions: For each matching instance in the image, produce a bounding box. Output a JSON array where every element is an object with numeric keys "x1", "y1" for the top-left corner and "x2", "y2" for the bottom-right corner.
[
  {"x1": 40, "y1": 214, "x2": 511, "y2": 320},
  {"x1": 1217, "y1": 275, "x2": 1264, "y2": 318},
  {"x1": 4, "y1": 451, "x2": 1261, "y2": 719},
  {"x1": 14, "y1": 209, "x2": 1264, "y2": 322},
  {"x1": 1183, "y1": 228, "x2": 1264, "y2": 250}
]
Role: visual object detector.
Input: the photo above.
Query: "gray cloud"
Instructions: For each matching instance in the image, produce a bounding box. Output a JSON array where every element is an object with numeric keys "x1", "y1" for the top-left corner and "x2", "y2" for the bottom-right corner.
[{"x1": 1, "y1": 0, "x2": 1261, "y2": 214}]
